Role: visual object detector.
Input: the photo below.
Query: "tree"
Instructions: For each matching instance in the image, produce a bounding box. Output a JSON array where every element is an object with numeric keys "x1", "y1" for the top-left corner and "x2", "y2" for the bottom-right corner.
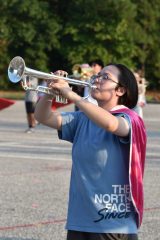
[
  {"x1": 131, "y1": 0, "x2": 160, "y2": 88},
  {"x1": 54, "y1": 0, "x2": 138, "y2": 71},
  {"x1": 0, "y1": 0, "x2": 61, "y2": 89},
  {"x1": 0, "y1": 0, "x2": 160, "y2": 90}
]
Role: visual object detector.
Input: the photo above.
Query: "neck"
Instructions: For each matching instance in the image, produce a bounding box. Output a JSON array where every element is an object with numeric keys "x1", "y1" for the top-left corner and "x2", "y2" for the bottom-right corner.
[
  {"x1": 98, "y1": 99, "x2": 119, "y2": 111},
  {"x1": 98, "y1": 100, "x2": 126, "y2": 111},
  {"x1": 110, "y1": 105, "x2": 127, "y2": 111}
]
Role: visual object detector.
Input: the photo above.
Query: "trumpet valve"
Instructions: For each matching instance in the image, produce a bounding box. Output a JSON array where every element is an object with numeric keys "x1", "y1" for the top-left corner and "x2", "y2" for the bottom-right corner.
[{"x1": 55, "y1": 95, "x2": 68, "y2": 104}]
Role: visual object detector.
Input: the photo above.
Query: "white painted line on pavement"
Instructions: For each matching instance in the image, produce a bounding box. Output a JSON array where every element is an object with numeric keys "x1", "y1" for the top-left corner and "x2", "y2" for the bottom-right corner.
[
  {"x1": 0, "y1": 151, "x2": 159, "y2": 159},
  {"x1": 0, "y1": 142, "x2": 70, "y2": 149},
  {"x1": 146, "y1": 152, "x2": 160, "y2": 157},
  {"x1": 0, "y1": 144, "x2": 71, "y2": 151},
  {"x1": 0, "y1": 153, "x2": 71, "y2": 161},
  {"x1": 144, "y1": 118, "x2": 160, "y2": 122},
  {"x1": 146, "y1": 144, "x2": 160, "y2": 148}
]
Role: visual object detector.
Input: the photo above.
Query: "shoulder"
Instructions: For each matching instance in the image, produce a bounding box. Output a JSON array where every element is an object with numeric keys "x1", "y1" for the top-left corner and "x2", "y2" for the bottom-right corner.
[{"x1": 111, "y1": 107, "x2": 146, "y2": 130}]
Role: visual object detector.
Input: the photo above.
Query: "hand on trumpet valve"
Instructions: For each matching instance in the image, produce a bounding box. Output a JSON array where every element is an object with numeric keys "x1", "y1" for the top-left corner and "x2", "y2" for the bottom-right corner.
[
  {"x1": 47, "y1": 70, "x2": 72, "y2": 101},
  {"x1": 48, "y1": 70, "x2": 69, "y2": 88}
]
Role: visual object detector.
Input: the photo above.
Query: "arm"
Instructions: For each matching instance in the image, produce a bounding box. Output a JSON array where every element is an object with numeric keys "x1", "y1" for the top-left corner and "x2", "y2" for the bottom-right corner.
[
  {"x1": 74, "y1": 98, "x2": 129, "y2": 137},
  {"x1": 34, "y1": 94, "x2": 62, "y2": 130},
  {"x1": 48, "y1": 78, "x2": 129, "y2": 137}
]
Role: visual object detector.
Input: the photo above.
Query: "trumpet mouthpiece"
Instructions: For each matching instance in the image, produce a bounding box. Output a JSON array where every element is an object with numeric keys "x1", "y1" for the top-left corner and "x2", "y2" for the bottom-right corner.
[{"x1": 92, "y1": 85, "x2": 97, "y2": 89}]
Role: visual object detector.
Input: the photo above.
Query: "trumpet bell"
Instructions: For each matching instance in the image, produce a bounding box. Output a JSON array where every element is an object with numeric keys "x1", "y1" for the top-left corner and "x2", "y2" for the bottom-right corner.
[{"x1": 8, "y1": 56, "x2": 25, "y2": 83}]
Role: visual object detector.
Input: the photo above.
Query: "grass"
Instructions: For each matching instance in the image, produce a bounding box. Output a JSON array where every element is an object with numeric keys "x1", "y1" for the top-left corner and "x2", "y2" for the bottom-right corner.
[
  {"x1": 146, "y1": 91, "x2": 160, "y2": 103},
  {"x1": 0, "y1": 91, "x2": 25, "y2": 100}
]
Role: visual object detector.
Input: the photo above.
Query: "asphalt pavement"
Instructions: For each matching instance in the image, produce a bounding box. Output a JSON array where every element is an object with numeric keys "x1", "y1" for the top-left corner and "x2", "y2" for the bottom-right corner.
[{"x1": 0, "y1": 101, "x2": 159, "y2": 240}]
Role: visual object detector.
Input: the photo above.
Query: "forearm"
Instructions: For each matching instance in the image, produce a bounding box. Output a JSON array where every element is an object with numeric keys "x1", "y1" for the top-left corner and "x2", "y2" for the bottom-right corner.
[
  {"x1": 59, "y1": 88, "x2": 118, "y2": 131},
  {"x1": 35, "y1": 95, "x2": 53, "y2": 122},
  {"x1": 72, "y1": 97, "x2": 129, "y2": 137},
  {"x1": 74, "y1": 98, "x2": 118, "y2": 131},
  {"x1": 35, "y1": 94, "x2": 62, "y2": 129}
]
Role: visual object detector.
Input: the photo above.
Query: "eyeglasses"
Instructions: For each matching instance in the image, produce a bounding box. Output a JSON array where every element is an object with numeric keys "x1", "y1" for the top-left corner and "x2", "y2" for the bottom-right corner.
[{"x1": 90, "y1": 73, "x2": 120, "y2": 85}]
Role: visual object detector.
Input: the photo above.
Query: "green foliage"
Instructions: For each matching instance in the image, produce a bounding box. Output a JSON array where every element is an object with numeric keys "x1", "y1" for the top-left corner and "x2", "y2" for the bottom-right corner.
[
  {"x1": 0, "y1": 0, "x2": 61, "y2": 89},
  {"x1": 0, "y1": 0, "x2": 160, "y2": 89}
]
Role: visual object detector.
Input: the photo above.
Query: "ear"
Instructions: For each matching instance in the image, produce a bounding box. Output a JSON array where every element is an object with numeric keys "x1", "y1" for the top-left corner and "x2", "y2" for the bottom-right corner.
[{"x1": 116, "y1": 86, "x2": 126, "y2": 96}]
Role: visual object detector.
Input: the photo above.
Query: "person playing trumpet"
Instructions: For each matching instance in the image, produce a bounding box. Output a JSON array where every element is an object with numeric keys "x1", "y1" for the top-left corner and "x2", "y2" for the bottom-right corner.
[{"x1": 35, "y1": 64, "x2": 146, "y2": 240}]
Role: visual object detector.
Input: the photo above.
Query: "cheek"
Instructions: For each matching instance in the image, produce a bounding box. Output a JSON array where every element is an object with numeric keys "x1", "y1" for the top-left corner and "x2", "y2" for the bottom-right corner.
[
  {"x1": 91, "y1": 88, "x2": 114, "y2": 100},
  {"x1": 91, "y1": 89, "x2": 101, "y2": 99}
]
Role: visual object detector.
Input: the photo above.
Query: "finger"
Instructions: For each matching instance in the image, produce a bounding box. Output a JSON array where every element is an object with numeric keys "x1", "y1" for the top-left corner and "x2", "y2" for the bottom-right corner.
[
  {"x1": 55, "y1": 70, "x2": 68, "y2": 77},
  {"x1": 47, "y1": 79, "x2": 53, "y2": 86}
]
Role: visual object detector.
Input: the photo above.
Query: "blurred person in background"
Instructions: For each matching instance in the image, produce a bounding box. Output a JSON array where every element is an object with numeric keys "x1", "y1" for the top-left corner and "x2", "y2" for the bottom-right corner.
[
  {"x1": 24, "y1": 76, "x2": 38, "y2": 133},
  {"x1": 71, "y1": 64, "x2": 85, "y2": 102},
  {"x1": 80, "y1": 63, "x2": 98, "y2": 105},
  {"x1": 90, "y1": 59, "x2": 104, "y2": 74},
  {"x1": 83, "y1": 59, "x2": 104, "y2": 104},
  {"x1": 71, "y1": 63, "x2": 95, "y2": 110},
  {"x1": 133, "y1": 71, "x2": 147, "y2": 119}
]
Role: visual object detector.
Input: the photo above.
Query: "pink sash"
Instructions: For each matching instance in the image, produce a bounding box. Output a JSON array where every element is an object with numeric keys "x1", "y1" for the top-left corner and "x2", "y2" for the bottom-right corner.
[{"x1": 111, "y1": 108, "x2": 147, "y2": 227}]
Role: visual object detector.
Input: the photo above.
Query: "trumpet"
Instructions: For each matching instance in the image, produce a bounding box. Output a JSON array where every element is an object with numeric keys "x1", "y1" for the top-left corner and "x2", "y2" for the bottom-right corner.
[{"x1": 8, "y1": 56, "x2": 96, "y2": 104}]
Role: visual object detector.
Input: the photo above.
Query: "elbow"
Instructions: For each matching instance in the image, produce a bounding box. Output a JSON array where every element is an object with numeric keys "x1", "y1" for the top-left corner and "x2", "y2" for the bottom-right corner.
[{"x1": 106, "y1": 124, "x2": 118, "y2": 133}]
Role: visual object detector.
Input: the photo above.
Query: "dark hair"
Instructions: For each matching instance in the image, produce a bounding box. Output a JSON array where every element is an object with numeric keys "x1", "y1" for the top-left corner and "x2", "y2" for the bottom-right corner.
[
  {"x1": 106, "y1": 63, "x2": 138, "y2": 109},
  {"x1": 89, "y1": 59, "x2": 104, "y2": 68}
]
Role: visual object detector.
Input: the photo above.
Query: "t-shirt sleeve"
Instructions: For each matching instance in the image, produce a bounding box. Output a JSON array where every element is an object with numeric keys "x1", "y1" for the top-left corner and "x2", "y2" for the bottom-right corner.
[
  {"x1": 117, "y1": 113, "x2": 131, "y2": 144},
  {"x1": 58, "y1": 111, "x2": 80, "y2": 143}
]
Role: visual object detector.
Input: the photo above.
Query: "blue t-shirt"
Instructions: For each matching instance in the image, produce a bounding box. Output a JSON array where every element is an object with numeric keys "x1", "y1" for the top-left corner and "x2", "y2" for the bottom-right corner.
[{"x1": 58, "y1": 111, "x2": 137, "y2": 233}]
